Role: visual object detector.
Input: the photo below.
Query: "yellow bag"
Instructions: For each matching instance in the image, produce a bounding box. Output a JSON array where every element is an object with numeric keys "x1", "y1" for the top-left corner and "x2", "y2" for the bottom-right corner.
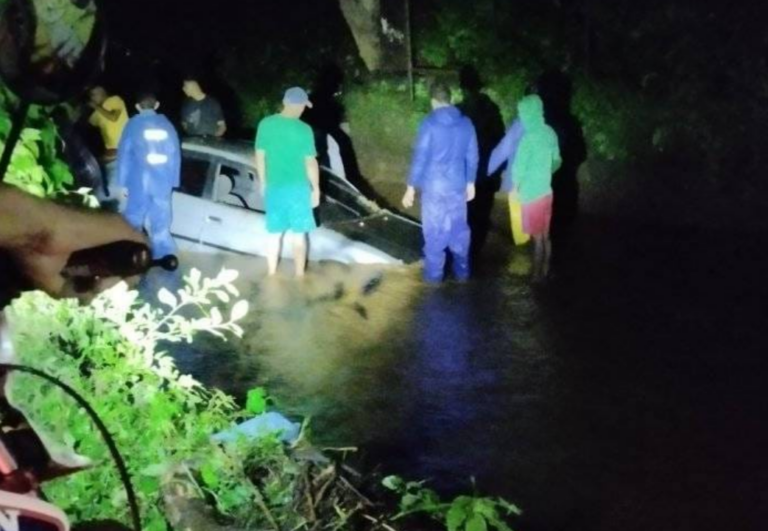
[{"x1": 508, "y1": 192, "x2": 530, "y2": 246}]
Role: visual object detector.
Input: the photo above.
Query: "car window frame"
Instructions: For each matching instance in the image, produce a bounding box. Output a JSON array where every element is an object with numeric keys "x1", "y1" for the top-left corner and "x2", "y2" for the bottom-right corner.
[
  {"x1": 212, "y1": 159, "x2": 265, "y2": 213},
  {"x1": 178, "y1": 149, "x2": 216, "y2": 199}
]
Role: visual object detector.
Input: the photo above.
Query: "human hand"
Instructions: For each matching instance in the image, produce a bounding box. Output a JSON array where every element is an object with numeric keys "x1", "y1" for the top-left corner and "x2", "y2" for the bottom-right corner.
[
  {"x1": 401, "y1": 186, "x2": 416, "y2": 209},
  {"x1": 311, "y1": 187, "x2": 320, "y2": 208},
  {"x1": 1, "y1": 189, "x2": 146, "y2": 301},
  {"x1": 466, "y1": 183, "x2": 476, "y2": 202}
]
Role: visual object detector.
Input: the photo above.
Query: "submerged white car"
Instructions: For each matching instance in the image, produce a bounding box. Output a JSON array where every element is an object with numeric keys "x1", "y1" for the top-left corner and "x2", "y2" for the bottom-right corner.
[{"x1": 172, "y1": 138, "x2": 422, "y2": 265}]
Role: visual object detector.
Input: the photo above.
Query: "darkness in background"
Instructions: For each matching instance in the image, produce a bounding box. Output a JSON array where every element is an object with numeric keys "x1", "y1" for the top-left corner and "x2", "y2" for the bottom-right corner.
[
  {"x1": 457, "y1": 65, "x2": 505, "y2": 265},
  {"x1": 98, "y1": 0, "x2": 355, "y2": 135}
]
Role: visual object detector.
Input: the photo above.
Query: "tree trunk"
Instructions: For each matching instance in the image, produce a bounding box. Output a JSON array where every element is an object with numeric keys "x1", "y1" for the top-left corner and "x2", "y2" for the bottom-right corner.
[{"x1": 339, "y1": 0, "x2": 383, "y2": 72}]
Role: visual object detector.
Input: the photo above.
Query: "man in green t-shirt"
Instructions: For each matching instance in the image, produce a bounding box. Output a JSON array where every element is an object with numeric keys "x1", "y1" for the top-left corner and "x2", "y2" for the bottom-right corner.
[{"x1": 255, "y1": 87, "x2": 320, "y2": 277}]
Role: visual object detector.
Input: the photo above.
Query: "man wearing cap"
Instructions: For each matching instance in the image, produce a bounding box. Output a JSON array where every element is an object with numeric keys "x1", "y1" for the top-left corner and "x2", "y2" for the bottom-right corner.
[{"x1": 255, "y1": 87, "x2": 320, "y2": 277}]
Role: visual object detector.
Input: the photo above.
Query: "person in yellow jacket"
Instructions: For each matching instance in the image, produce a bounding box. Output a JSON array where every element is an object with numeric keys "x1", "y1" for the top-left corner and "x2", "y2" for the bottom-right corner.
[{"x1": 88, "y1": 86, "x2": 128, "y2": 206}]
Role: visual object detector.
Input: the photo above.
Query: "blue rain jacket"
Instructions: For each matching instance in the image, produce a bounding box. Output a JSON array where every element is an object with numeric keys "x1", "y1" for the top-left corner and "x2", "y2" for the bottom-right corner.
[
  {"x1": 116, "y1": 110, "x2": 181, "y2": 258},
  {"x1": 117, "y1": 110, "x2": 180, "y2": 200},
  {"x1": 408, "y1": 106, "x2": 479, "y2": 195}
]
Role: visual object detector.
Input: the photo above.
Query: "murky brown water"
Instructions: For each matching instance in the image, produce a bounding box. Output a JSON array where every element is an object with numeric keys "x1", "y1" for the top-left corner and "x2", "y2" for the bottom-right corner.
[{"x1": 148, "y1": 216, "x2": 768, "y2": 531}]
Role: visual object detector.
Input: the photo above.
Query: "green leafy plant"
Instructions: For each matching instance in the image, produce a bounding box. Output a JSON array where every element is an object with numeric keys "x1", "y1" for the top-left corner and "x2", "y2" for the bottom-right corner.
[
  {"x1": 383, "y1": 475, "x2": 522, "y2": 531},
  {"x1": 6, "y1": 268, "x2": 257, "y2": 530},
  {"x1": 0, "y1": 86, "x2": 77, "y2": 198},
  {"x1": 246, "y1": 387, "x2": 269, "y2": 415}
]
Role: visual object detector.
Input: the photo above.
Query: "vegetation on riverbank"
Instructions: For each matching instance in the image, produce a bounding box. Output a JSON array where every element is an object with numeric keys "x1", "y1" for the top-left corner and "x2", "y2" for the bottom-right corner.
[{"x1": 7, "y1": 269, "x2": 522, "y2": 531}]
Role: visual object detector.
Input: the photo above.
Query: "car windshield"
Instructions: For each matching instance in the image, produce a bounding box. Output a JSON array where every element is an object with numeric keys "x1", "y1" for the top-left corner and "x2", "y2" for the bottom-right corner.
[{"x1": 320, "y1": 169, "x2": 381, "y2": 219}]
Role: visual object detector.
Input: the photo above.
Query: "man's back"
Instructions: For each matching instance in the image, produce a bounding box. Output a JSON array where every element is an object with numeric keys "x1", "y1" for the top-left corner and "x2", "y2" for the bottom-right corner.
[
  {"x1": 409, "y1": 106, "x2": 479, "y2": 195},
  {"x1": 255, "y1": 114, "x2": 316, "y2": 188},
  {"x1": 118, "y1": 111, "x2": 180, "y2": 198}
]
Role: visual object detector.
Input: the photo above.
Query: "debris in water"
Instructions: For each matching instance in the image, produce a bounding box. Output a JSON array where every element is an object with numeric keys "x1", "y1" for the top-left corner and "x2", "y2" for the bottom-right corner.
[
  {"x1": 352, "y1": 303, "x2": 368, "y2": 320},
  {"x1": 361, "y1": 274, "x2": 383, "y2": 297}
]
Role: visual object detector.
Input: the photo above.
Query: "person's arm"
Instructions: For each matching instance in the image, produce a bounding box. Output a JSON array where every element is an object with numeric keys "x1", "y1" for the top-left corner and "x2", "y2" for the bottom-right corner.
[
  {"x1": 407, "y1": 122, "x2": 431, "y2": 190},
  {"x1": 89, "y1": 97, "x2": 125, "y2": 124},
  {"x1": 169, "y1": 125, "x2": 182, "y2": 189},
  {"x1": 306, "y1": 157, "x2": 320, "y2": 208},
  {"x1": 403, "y1": 122, "x2": 431, "y2": 208},
  {"x1": 90, "y1": 104, "x2": 122, "y2": 123},
  {"x1": 0, "y1": 184, "x2": 145, "y2": 297},
  {"x1": 466, "y1": 124, "x2": 480, "y2": 183},
  {"x1": 213, "y1": 100, "x2": 226, "y2": 137},
  {"x1": 511, "y1": 142, "x2": 530, "y2": 194},
  {"x1": 465, "y1": 123, "x2": 480, "y2": 202},
  {"x1": 552, "y1": 133, "x2": 563, "y2": 174},
  {"x1": 488, "y1": 120, "x2": 524, "y2": 176},
  {"x1": 180, "y1": 102, "x2": 191, "y2": 133},
  {"x1": 256, "y1": 150, "x2": 266, "y2": 195}
]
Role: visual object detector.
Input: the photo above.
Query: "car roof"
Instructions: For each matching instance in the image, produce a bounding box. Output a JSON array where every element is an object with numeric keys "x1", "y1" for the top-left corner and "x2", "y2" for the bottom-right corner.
[{"x1": 181, "y1": 137, "x2": 256, "y2": 167}]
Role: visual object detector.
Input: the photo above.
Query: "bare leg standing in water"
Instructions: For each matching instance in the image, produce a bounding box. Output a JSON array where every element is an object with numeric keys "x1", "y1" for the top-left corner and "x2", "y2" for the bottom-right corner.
[
  {"x1": 266, "y1": 233, "x2": 283, "y2": 276},
  {"x1": 266, "y1": 230, "x2": 311, "y2": 278},
  {"x1": 532, "y1": 233, "x2": 552, "y2": 282},
  {"x1": 543, "y1": 235, "x2": 552, "y2": 278},
  {"x1": 291, "y1": 233, "x2": 308, "y2": 277}
]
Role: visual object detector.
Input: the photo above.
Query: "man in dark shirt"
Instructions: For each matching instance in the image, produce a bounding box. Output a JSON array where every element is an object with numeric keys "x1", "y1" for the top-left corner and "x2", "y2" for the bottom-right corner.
[{"x1": 180, "y1": 77, "x2": 226, "y2": 138}]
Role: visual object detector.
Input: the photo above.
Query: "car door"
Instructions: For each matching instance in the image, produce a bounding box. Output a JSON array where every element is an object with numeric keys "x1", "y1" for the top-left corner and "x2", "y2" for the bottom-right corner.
[
  {"x1": 198, "y1": 160, "x2": 269, "y2": 254},
  {"x1": 171, "y1": 152, "x2": 215, "y2": 248}
]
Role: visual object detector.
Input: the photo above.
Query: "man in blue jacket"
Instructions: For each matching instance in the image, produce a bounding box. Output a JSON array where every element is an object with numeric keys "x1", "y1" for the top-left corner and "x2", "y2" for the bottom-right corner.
[
  {"x1": 116, "y1": 91, "x2": 180, "y2": 259},
  {"x1": 402, "y1": 83, "x2": 479, "y2": 283}
]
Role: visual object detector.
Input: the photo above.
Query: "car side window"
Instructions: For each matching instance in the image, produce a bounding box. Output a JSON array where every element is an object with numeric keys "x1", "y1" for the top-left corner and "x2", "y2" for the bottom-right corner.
[
  {"x1": 213, "y1": 164, "x2": 264, "y2": 211},
  {"x1": 179, "y1": 156, "x2": 211, "y2": 197}
]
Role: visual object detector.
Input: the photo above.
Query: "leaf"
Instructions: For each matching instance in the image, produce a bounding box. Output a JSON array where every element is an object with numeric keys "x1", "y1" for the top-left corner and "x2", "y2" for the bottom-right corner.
[
  {"x1": 473, "y1": 499, "x2": 498, "y2": 520},
  {"x1": 466, "y1": 513, "x2": 488, "y2": 531},
  {"x1": 401, "y1": 493, "x2": 421, "y2": 509},
  {"x1": 210, "y1": 307, "x2": 223, "y2": 325},
  {"x1": 200, "y1": 462, "x2": 220, "y2": 488},
  {"x1": 157, "y1": 288, "x2": 177, "y2": 308},
  {"x1": 188, "y1": 268, "x2": 202, "y2": 291},
  {"x1": 140, "y1": 463, "x2": 170, "y2": 477},
  {"x1": 230, "y1": 300, "x2": 249, "y2": 322},
  {"x1": 214, "y1": 290, "x2": 231, "y2": 303},
  {"x1": 447, "y1": 502, "x2": 469, "y2": 531},
  {"x1": 218, "y1": 268, "x2": 239, "y2": 284},
  {"x1": 382, "y1": 475, "x2": 404, "y2": 492},
  {"x1": 20, "y1": 127, "x2": 42, "y2": 142},
  {"x1": 246, "y1": 387, "x2": 268, "y2": 415},
  {"x1": 496, "y1": 499, "x2": 522, "y2": 516}
]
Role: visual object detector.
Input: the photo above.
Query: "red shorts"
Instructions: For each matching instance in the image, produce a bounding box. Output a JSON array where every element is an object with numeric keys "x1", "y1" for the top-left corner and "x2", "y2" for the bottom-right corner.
[{"x1": 522, "y1": 194, "x2": 553, "y2": 236}]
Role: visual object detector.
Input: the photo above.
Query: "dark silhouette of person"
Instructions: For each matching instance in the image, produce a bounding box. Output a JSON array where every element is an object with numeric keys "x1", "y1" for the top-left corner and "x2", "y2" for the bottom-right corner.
[
  {"x1": 457, "y1": 66, "x2": 506, "y2": 264},
  {"x1": 302, "y1": 64, "x2": 345, "y2": 167},
  {"x1": 534, "y1": 71, "x2": 587, "y2": 240},
  {"x1": 51, "y1": 108, "x2": 104, "y2": 197},
  {"x1": 302, "y1": 64, "x2": 385, "y2": 204}
]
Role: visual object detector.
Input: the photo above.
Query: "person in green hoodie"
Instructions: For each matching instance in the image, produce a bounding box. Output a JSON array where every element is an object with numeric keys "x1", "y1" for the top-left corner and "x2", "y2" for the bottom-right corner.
[{"x1": 504, "y1": 95, "x2": 561, "y2": 281}]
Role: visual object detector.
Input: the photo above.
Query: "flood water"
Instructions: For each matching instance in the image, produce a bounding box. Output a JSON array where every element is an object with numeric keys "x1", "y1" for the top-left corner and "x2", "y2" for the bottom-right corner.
[{"x1": 152, "y1": 215, "x2": 768, "y2": 531}]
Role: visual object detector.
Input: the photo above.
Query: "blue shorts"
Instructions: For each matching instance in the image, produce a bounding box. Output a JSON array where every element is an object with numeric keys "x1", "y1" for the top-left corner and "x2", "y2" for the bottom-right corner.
[{"x1": 265, "y1": 186, "x2": 316, "y2": 234}]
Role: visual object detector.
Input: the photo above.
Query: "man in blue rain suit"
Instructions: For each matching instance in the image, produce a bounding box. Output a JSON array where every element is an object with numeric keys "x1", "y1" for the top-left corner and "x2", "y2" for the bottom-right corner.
[
  {"x1": 402, "y1": 83, "x2": 479, "y2": 283},
  {"x1": 116, "y1": 91, "x2": 180, "y2": 259}
]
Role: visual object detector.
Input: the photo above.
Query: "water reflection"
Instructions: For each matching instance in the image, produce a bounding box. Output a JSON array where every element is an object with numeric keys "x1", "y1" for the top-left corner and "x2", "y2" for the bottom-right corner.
[{"x1": 149, "y1": 219, "x2": 768, "y2": 531}]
